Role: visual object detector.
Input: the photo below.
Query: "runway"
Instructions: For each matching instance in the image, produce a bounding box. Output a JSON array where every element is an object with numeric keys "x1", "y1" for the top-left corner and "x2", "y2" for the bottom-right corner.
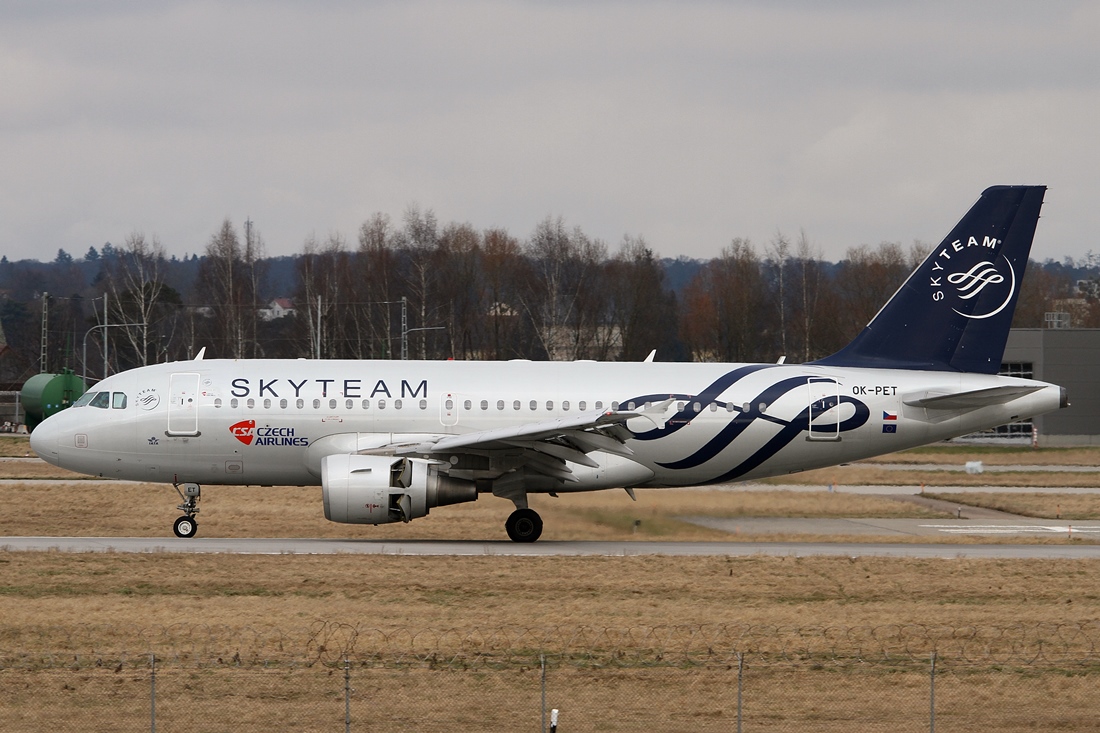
[{"x1": 3, "y1": 536, "x2": 1100, "y2": 559}]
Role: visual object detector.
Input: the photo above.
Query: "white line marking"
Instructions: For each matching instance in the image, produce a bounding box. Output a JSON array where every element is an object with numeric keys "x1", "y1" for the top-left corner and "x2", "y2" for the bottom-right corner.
[{"x1": 920, "y1": 524, "x2": 1100, "y2": 534}]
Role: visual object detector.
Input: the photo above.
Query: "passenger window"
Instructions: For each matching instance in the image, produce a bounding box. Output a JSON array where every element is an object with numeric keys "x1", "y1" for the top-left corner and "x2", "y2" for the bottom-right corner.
[
  {"x1": 395, "y1": 399, "x2": 402, "y2": 410},
  {"x1": 611, "y1": 401, "x2": 619, "y2": 411},
  {"x1": 231, "y1": 398, "x2": 239, "y2": 409},
  {"x1": 480, "y1": 400, "x2": 488, "y2": 411},
  {"x1": 297, "y1": 398, "x2": 304, "y2": 409},
  {"x1": 263, "y1": 398, "x2": 271, "y2": 409},
  {"x1": 378, "y1": 399, "x2": 386, "y2": 409},
  {"x1": 419, "y1": 399, "x2": 427, "y2": 410},
  {"x1": 546, "y1": 401, "x2": 553, "y2": 411},
  {"x1": 90, "y1": 392, "x2": 110, "y2": 409},
  {"x1": 463, "y1": 400, "x2": 471, "y2": 411},
  {"x1": 513, "y1": 400, "x2": 521, "y2": 411},
  {"x1": 346, "y1": 399, "x2": 353, "y2": 410},
  {"x1": 595, "y1": 401, "x2": 603, "y2": 411},
  {"x1": 627, "y1": 401, "x2": 636, "y2": 410},
  {"x1": 563, "y1": 401, "x2": 570, "y2": 411},
  {"x1": 362, "y1": 400, "x2": 370, "y2": 410},
  {"x1": 280, "y1": 398, "x2": 287, "y2": 409},
  {"x1": 112, "y1": 392, "x2": 127, "y2": 409},
  {"x1": 529, "y1": 400, "x2": 537, "y2": 411},
  {"x1": 726, "y1": 403, "x2": 735, "y2": 412},
  {"x1": 579, "y1": 401, "x2": 586, "y2": 411},
  {"x1": 693, "y1": 402, "x2": 701, "y2": 412},
  {"x1": 329, "y1": 399, "x2": 337, "y2": 409},
  {"x1": 313, "y1": 399, "x2": 320, "y2": 409},
  {"x1": 710, "y1": 403, "x2": 718, "y2": 412},
  {"x1": 497, "y1": 400, "x2": 504, "y2": 410},
  {"x1": 247, "y1": 398, "x2": 255, "y2": 409},
  {"x1": 446, "y1": 399, "x2": 454, "y2": 410},
  {"x1": 214, "y1": 398, "x2": 222, "y2": 408}
]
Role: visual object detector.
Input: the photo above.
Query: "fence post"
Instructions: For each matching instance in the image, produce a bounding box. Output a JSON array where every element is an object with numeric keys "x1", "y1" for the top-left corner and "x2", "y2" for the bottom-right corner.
[
  {"x1": 929, "y1": 651, "x2": 936, "y2": 733},
  {"x1": 150, "y1": 653, "x2": 156, "y2": 733},
  {"x1": 737, "y1": 652, "x2": 743, "y2": 733},
  {"x1": 344, "y1": 656, "x2": 351, "y2": 733},
  {"x1": 540, "y1": 654, "x2": 547, "y2": 733}
]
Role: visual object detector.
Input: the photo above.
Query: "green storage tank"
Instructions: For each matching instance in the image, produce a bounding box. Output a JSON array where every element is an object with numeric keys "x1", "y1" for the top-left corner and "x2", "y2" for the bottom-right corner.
[{"x1": 22, "y1": 369, "x2": 87, "y2": 431}]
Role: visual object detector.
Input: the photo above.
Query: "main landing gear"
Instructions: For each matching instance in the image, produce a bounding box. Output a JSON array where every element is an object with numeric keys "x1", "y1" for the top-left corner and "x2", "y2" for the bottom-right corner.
[
  {"x1": 505, "y1": 507, "x2": 543, "y2": 543},
  {"x1": 172, "y1": 482, "x2": 201, "y2": 538}
]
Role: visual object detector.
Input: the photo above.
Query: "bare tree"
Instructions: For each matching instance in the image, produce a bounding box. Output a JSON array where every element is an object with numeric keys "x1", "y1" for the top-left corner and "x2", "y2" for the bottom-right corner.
[
  {"x1": 480, "y1": 228, "x2": 530, "y2": 359},
  {"x1": 606, "y1": 235, "x2": 678, "y2": 361},
  {"x1": 523, "y1": 217, "x2": 606, "y2": 360},
  {"x1": 766, "y1": 232, "x2": 791, "y2": 357},
  {"x1": 358, "y1": 213, "x2": 401, "y2": 358},
  {"x1": 104, "y1": 232, "x2": 171, "y2": 367},
  {"x1": 790, "y1": 229, "x2": 823, "y2": 362},
  {"x1": 198, "y1": 219, "x2": 258, "y2": 359},
  {"x1": 681, "y1": 238, "x2": 769, "y2": 362}
]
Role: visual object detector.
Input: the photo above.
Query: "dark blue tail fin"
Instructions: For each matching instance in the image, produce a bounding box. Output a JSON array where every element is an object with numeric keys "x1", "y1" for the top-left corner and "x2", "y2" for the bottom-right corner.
[{"x1": 813, "y1": 185, "x2": 1046, "y2": 374}]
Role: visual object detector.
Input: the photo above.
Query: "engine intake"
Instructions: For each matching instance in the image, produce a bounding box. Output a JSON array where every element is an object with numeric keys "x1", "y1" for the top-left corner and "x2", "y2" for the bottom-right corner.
[{"x1": 322, "y1": 454, "x2": 477, "y2": 524}]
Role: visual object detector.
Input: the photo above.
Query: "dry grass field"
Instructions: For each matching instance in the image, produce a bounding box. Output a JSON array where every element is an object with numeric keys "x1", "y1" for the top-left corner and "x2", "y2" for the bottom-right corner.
[
  {"x1": 3, "y1": 552, "x2": 1099, "y2": 653},
  {"x1": 5, "y1": 438, "x2": 1100, "y2": 729}
]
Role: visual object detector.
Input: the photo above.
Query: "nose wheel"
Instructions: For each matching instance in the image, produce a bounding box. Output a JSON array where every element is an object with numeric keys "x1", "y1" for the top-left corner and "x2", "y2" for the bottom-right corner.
[
  {"x1": 172, "y1": 482, "x2": 201, "y2": 539},
  {"x1": 173, "y1": 515, "x2": 198, "y2": 538},
  {"x1": 505, "y1": 508, "x2": 543, "y2": 543}
]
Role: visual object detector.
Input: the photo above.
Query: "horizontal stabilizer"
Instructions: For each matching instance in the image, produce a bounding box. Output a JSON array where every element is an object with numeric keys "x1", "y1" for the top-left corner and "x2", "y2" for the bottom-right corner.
[{"x1": 902, "y1": 385, "x2": 1043, "y2": 410}]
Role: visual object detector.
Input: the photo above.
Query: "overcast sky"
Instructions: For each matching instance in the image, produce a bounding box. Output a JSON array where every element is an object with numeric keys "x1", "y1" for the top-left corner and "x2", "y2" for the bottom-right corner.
[{"x1": 2, "y1": 1, "x2": 1098, "y2": 265}]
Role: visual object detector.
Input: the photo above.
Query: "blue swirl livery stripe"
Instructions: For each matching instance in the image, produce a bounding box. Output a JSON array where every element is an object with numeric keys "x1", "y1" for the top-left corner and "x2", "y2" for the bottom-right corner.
[
  {"x1": 624, "y1": 365, "x2": 779, "y2": 443},
  {"x1": 618, "y1": 370, "x2": 870, "y2": 483},
  {"x1": 655, "y1": 375, "x2": 815, "y2": 470},
  {"x1": 706, "y1": 396, "x2": 869, "y2": 483}
]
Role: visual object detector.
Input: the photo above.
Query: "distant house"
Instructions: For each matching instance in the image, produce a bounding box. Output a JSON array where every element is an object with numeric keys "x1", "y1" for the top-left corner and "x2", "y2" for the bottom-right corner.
[{"x1": 259, "y1": 298, "x2": 296, "y2": 321}]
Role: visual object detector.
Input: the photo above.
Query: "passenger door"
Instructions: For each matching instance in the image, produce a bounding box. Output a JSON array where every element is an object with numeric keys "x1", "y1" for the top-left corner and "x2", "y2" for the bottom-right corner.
[{"x1": 167, "y1": 372, "x2": 201, "y2": 436}]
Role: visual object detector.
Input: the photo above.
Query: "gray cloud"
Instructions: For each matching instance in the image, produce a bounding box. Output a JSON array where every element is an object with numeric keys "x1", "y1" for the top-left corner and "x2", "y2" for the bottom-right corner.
[{"x1": 1, "y1": 1, "x2": 1097, "y2": 263}]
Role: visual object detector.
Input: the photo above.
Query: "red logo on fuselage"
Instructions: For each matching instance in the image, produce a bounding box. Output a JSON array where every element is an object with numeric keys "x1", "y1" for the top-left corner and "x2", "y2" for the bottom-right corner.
[{"x1": 230, "y1": 419, "x2": 256, "y2": 445}]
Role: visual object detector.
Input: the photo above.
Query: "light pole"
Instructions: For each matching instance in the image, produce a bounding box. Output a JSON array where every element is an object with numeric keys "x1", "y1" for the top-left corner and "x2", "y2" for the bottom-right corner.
[{"x1": 82, "y1": 322, "x2": 145, "y2": 385}]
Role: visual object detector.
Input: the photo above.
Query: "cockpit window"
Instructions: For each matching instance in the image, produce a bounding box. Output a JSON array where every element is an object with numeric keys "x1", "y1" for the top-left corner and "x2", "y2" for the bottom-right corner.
[
  {"x1": 73, "y1": 392, "x2": 95, "y2": 408},
  {"x1": 89, "y1": 392, "x2": 110, "y2": 409},
  {"x1": 112, "y1": 393, "x2": 127, "y2": 409}
]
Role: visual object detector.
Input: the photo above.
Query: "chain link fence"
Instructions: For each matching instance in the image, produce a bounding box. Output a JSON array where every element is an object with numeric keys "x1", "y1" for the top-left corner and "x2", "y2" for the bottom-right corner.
[{"x1": 3, "y1": 623, "x2": 1100, "y2": 731}]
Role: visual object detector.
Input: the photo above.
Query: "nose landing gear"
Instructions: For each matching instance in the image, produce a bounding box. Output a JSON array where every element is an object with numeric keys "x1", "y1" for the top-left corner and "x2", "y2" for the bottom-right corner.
[{"x1": 172, "y1": 482, "x2": 201, "y2": 538}]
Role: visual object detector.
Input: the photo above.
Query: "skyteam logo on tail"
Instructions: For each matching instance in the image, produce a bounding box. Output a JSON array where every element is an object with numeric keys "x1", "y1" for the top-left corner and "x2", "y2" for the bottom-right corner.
[{"x1": 929, "y1": 236, "x2": 1016, "y2": 320}]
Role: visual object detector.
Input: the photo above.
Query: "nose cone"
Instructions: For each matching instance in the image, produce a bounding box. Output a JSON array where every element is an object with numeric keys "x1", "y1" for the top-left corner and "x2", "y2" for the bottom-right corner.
[{"x1": 29, "y1": 416, "x2": 61, "y2": 466}]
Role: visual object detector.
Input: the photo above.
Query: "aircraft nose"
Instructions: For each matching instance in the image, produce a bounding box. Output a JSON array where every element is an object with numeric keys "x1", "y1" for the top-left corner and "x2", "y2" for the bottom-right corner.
[{"x1": 29, "y1": 418, "x2": 60, "y2": 466}]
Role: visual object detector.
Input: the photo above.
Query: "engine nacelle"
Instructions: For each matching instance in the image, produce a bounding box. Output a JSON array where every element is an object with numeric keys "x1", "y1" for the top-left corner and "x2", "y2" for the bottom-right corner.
[{"x1": 322, "y1": 454, "x2": 477, "y2": 525}]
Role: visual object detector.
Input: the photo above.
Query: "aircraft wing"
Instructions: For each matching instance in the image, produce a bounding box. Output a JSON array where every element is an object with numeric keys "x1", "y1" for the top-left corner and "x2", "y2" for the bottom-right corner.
[
  {"x1": 304, "y1": 406, "x2": 654, "y2": 483},
  {"x1": 396, "y1": 402, "x2": 651, "y2": 477},
  {"x1": 902, "y1": 385, "x2": 1043, "y2": 410}
]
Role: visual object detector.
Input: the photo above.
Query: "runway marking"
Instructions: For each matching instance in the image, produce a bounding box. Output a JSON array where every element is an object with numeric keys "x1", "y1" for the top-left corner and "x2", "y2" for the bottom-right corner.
[{"x1": 920, "y1": 524, "x2": 1100, "y2": 535}]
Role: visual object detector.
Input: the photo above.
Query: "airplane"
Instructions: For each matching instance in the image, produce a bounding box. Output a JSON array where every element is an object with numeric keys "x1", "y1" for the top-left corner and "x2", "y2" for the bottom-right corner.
[{"x1": 30, "y1": 185, "x2": 1065, "y2": 542}]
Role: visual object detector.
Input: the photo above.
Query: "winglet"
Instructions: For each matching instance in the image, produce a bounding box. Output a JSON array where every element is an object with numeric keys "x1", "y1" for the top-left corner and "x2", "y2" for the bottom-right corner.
[{"x1": 813, "y1": 186, "x2": 1046, "y2": 374}]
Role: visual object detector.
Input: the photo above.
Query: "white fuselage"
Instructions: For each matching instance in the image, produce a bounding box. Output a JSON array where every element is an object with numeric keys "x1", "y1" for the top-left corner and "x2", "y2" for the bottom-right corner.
[{"x1": 32, "y1": 358, "x2": 1063, "y2": 490}]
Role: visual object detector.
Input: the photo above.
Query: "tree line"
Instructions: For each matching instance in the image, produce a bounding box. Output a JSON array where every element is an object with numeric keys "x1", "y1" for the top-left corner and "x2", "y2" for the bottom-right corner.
[{"x1": 0, "y1": 208, "x2": 1094, "y2": 385}]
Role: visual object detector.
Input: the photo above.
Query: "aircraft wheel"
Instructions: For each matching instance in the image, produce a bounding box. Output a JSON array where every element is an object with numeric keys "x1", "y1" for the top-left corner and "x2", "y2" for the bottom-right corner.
[
  {"x1": 173, "y1": 515, "x2": 198, "y2": 539},
  {"x1": 505, "y1": 508, "x2": 543, "y2": 543}
]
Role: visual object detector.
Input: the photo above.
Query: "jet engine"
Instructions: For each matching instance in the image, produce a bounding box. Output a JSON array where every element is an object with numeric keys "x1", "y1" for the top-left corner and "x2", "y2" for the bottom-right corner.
[{"x1": 322, "y1": 454, "x2": 477, "y2": 524}]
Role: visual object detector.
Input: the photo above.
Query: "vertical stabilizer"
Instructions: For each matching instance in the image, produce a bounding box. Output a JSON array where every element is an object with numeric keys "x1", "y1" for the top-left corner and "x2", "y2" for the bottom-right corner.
[{"x1": 813, "y1": 185, "x2": 1046, "y2": 374}]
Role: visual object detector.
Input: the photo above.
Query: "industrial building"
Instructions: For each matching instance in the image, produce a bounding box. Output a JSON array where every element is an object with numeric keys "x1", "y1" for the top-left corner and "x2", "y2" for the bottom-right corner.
[{"x1": 1002, "y1": 328, "x2": 1100, "y2": 446}]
